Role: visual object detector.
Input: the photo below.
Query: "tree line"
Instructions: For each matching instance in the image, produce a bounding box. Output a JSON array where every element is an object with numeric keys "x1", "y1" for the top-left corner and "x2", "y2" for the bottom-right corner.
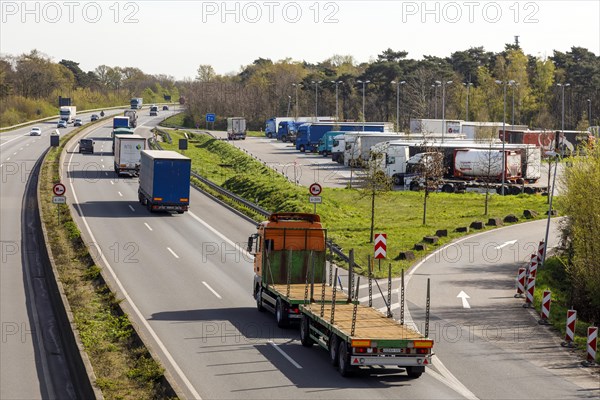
[{"x1": 183, "y1": 44, "x2": 599, "y2": 132}]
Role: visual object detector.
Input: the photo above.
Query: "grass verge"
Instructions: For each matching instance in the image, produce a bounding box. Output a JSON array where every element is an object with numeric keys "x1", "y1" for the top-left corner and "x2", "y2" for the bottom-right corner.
[
  {"x1": 533, "y1": 257, "x2": 599, "y2": 363},
  {"x1": 160, "y1": 130, "x2": 551, "y2": 278},
  {"x1": 40, "y1": 128, "x2": 176, "y2": 399}
]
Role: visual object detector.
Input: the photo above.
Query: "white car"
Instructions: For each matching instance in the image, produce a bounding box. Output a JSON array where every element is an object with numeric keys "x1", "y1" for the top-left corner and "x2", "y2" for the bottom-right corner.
[{"x1": 29, "y1": 127, "x2": 42, "y2": 136}]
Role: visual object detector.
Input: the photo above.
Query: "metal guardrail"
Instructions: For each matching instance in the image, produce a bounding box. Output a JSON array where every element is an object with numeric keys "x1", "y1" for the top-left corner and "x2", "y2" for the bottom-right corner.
[{"x1": 150, "y1": 131, "x2": 358, "y2": 268}]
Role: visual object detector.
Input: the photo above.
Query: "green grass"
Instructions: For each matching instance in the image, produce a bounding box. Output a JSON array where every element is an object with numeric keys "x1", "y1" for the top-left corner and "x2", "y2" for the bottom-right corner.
[
  {"x1": 161, "y1": 130, "x2": 551, "y2": 277},
  {"x1": 533, "y1": 257, "x2": 599, "y2": 362},
  {"x1": 159, "y1": 112, "x2": 187, "y2": 128},
  {"x1": 246, "y1": 130, "x2": 265, "y2": 137}
]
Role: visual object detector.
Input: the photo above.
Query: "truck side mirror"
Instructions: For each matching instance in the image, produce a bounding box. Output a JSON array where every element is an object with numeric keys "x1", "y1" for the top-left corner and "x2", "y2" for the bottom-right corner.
[{"x1": 246, "y1": 236, "x2": 253, "y2": 253}]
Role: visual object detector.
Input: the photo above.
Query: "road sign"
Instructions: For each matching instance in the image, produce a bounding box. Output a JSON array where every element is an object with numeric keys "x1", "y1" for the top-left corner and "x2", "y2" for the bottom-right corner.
[
  {"x1": 52, "y1": 196, "x2": 66, "y2": 204},
  {"x1": 206, "y1": 113, "x2": 216, "y2": 122},
  {"x1": 309, "y1": 196, "x2": 322, "y2": 204},
  {"x1": 374, "y1": 233, "x2": 387, "y2": 259},
  {"x1": 309, "y1": 183, "x2": 322, "y2": 196},
  {"x1": 53, "y1": 183, "x2": 66, "y2": 196}
]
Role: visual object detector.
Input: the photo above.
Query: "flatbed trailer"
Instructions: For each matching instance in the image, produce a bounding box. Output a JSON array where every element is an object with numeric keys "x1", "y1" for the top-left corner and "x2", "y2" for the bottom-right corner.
[{"x1": 298, "y1": 271, "x2": 434, "y2": 378}]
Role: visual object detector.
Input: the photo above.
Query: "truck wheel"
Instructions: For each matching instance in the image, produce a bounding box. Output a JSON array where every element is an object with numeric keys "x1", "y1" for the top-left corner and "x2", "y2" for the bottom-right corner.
[
  {"x1": 392, "y1": 175, "x2": 402, "y2": 186},
  {"x1": 256, "y1": 287, "x2": 264, "y2": 312},
  {"x1": 267, "y1": 133, "x2": 272, "y2": 138},
  {"x1": 442, "y1": 183, "x2": 455, "y2": 193},
  {"x1": 510, "y1": 185, "x2": 522, "y2": 195},
  {"x1": 406, "y1": 366, "x2": 423, "y2": 379},
  {"x1": 300, "y1": 316, "x2": 313, "y2": 347},
  {"x1": 275, "y1": 298, "x2": 288, "y2": 328},
  {"x1": 338, "y1": 341, "x2": 352, "y2": 377},
  {"x1": 329, "y1": 334, "x2": 339, "y2": 366},
  {"x1": 299, "y1": 145, "x2": 305, "y2": 152},
  {"x1": 410, "y1": 181, "x2": 420, "y2": 191}
]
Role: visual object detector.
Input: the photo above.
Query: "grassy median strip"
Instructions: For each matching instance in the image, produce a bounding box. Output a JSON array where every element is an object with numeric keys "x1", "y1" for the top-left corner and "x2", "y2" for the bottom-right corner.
[
  {"x1": 40, "y1": 130, "x2": 176, "y2": 399},
  {"x1": 160, "y1": 130, "x2": 550, "y2": 277}
]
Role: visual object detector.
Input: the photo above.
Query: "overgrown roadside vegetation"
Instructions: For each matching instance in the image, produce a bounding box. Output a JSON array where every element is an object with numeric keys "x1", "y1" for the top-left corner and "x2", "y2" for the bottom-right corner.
[
  {"x1": 40, "y1": 128, "x2": 176, "y2": 399},
  {"x1": 158, "y1": 129, "x2": 550, "y2": 277}
]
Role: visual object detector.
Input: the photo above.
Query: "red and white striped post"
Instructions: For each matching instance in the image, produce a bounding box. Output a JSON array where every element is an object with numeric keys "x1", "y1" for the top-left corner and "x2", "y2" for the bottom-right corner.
[
  {"x1": 528, "y1": 254, "x2": 538, "y2": 279},
  {"x1": 585, "y1": 326, "x2": 597, "y2": 366},
  {"x1": 561, "y1": 310, "x2": 577, "y2": 347},
  {"x1": 514, "y1": 267, "x2": 526, "y2": 298},
  {"x1": 536, "y1": 241, "x2": 545, "y2": 264},
  {"x1": 523, "y1": 276, "x2": 535, "y2": 308},
  {"x1": 538, "y1": 290, "x2": 551, "y2": 324}
]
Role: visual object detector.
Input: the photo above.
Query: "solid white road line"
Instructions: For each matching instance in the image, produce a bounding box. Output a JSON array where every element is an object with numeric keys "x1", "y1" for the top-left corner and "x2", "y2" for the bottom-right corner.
[
  {"x1": 202, "y1": 282, "x2": 222, "y2": 299},
  {"x1": 188, "y1": 211, "x2": 252, "y2": 260},
  {"x1": 144, "y1": 223, "x2": 153, "y2": 231},
  {"x1": 167, "y1": 247, "x2": 180, "y2": 259},
  {"x1": 67, "y1": 150, "x2": 203, "y2": 400},
  {"x1": 268, "y1": 341, "x2": 302, "y2": 369},
  {"x1": 0, "y1": 135, "x2": 23, "y2": 147}
]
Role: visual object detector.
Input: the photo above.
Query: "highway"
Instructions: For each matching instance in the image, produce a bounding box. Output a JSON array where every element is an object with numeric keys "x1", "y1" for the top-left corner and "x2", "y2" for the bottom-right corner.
[
  {"x1": 0, "y1": 110, "x2": 121, "y2": 399},
  {"x1": 2, "y1": 111, "x2": 595, "y2": 399}
]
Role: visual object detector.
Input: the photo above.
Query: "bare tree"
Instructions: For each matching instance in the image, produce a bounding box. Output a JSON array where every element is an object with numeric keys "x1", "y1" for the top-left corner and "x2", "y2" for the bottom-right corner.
[
  {"x1": 360, "y1": 150, "x2": 392, "y2": 242},
  {"x1": 408, "y1": 148, "x2": 445, "y2": 225}
]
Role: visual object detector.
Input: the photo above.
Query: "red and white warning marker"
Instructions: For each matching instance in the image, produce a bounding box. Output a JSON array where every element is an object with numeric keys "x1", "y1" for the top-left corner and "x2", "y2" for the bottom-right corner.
[
  {"x1": 561, "y1": 309, "x2": 577, "y2": 347},
  {"x1": 514, "y1": 267, "x2": 526, "y2": 298},
  {"x1": 528, "y1": 254, "x2": 538, "y2": 278},
  {"x1": 585, "y1": 326, "x2": 597, "y2": 366},
  {"x1": 523, "y1": 276, "x2": 535, "y2": 308},
  {"x1": 538, "y1": 290, "x2": 551, "y2": 324},
  {"x1": 536, "y1": 240, "x2": 545, "y2": 264},
  {"x1": 374, "y1": 233, "x2": 387, "y2": 259}
]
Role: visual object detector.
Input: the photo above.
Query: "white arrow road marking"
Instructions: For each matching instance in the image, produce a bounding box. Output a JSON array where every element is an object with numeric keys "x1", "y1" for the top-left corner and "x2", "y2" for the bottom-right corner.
[
  {"x1": 457, "y1": 291, "x2": 471, "y2": 309},
  {"x1": 268, "y1": 341, "x2": 302, "y2": 369},
  {"x1": 495, "y1": 240, "x2": 517, "y2": 250},
  {"x1": 202, "y1": 282, "x2": 222, "y2": 299}
]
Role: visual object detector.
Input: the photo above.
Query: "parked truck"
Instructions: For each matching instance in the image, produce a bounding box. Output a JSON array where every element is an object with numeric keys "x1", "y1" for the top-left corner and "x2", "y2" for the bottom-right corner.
[
  {"x1": 59, "y1": 106, "x2": 77, "y2": 123},
  {"x1": 331, "y1": 135, "x2": 346, "y2": 163},
  {"x1": 247, "y1": 212, "x2": 434, "y2": 377},
  {"x1": 138, "y1": 150, "x2": 191, "y2": 213},
  {"x1": 317, "y1": 131, "x2": 345, "y2": 156},
  {"x1": 265, "y1": 116, "x2": 336, "y2": 138},
  {"x1": 124, "y1": 110, "x2": 138, "y2": 128},
  {"x1": 276, "y1": 120, "x2": 300, "y2": 142},
  {"x1": 114, "y1": 134, "x2": 146, "y2": 176},
  {"x1": 227, "y1": 117, "x2": 247, "y2": 140},
  {"x1": 296, "y1": 122, "x2": 394, "y2": 153},
  {"x1": 130, "y1": 97, "x2": 143, "y2": 109}
]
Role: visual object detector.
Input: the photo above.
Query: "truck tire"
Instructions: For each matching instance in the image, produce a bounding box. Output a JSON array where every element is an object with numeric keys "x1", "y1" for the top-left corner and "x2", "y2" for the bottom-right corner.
[
  {"x1": 256, "y1": 287, "x2": 264, "y2": 312},
  {"x1": 300, "y1": 316, "x2": 313, "y2": 347},
  {"x1": 442, "y1": 183, "x2": 455, "y2": 193},
  {"x1": 392, "y1": 175, "x2": 402, "y2": 186},
  {"x1": 329, "y1": 334, "x2": 339, "y2": 366},
  {"x1": 267, "y1": 133, "x2": 272, "y2": 138},
  {"x1": 275, "y1": 298, "x2": 288, "y2": 328},
  {"x1": 406, "y1": 366, "x2": 423, "y2": 379},
  {"x1": 510, "y1": 185, "x2": 522, "y2": 195},
  {"x1": 338, "y1": 341, "x2": 352, "y2": 377},
  {"x1": 299, "y1": 144, "x2": 306, "y2": 152},
  {"x1": 410, "y1": 181, "x2": 420, "y2": 191}
]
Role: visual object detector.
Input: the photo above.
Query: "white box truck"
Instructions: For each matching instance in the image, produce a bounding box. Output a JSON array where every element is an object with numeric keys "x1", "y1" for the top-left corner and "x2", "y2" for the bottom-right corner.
[
  {"x1": 227, "y1": 117, "x2": 246, "y2": 140},
  {"x1": 59, "y1": 106, "x2": 77, "y2": 123},
  {"x1": 114, "y1": 134, "x2": 146, "y2": 176}
]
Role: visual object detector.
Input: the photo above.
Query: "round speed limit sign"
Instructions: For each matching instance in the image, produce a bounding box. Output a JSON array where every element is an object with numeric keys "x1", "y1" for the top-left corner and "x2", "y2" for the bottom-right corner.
[{"x1": 309, "y1": 183, "x2": 322, "y2": 196}]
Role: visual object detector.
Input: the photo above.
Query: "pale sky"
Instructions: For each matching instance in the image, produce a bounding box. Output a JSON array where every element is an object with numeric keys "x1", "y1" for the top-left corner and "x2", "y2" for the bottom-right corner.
[{"x1": 1, "y1": 0, "x2": 599, "y2": 80}]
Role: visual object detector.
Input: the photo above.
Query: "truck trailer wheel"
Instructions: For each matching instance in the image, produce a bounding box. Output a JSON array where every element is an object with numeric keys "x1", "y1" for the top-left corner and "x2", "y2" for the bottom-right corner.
[
  {"x1": 300, "y1": 316, "x2": 314, "y2": 347},
  {"x1": 338, "y1": 341, "x2": 352, "y2": 377},
  {"x1": 275, "y1": 298, "x2": 289, "y2": 328},
  {"x1": 329, "y1": 334, "x2": 339, "y2": 366},
  {"x1": 441, "y1": 183, "x2": 455, "y2": 193},
  {"x1": 256, "y1": 287, "x2": 264, "y2": 312},
  {"x1": 406, "y1": 366, "x2": 424, "y2": 379},
  {"x1": 299, "y1": 145, "x2": 306, "y2": 152}
]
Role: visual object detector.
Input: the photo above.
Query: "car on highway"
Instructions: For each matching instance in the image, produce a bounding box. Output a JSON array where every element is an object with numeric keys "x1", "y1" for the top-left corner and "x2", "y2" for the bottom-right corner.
[
  {"x1": 79, "y1": 138, "x2": 94, "y2": 154},
  {"x1": 91, "y1": 114, "x2": 99, "y2": 121},
  {"x1": 57, "y1": 120, "x2": 67, "y2": 128},
  {"x1": 162, "y1": 105, "x2": 169, "y2": 111},
  {"x1": 29, "y1": 127, "x2": 42, "y2": 136},
  {"x1": 74, "y1": 118, "x2": 83, "y2": 127}
]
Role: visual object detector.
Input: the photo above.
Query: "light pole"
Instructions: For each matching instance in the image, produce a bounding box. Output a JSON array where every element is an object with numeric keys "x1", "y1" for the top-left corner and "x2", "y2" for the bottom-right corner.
[
  {"x1": 311, "y1": 81, "x2": 322, "y2": 118},
  {"x1": 509, "y1": 80, "x2": 518, "y2": 130},
  {"x1": 557, "y1": 83, "x2": 570, "y2": 155},
  {"x1": 357, "y1": 79, "x2": 370, "y2": 129},
  {"x1": 292, "y1": 83, "x2": 302, "y2": 119},
  {"x1": 286, "y1": 95, "x2": 291, "y2": 117},
  {"x1": 437, "y1": 80, "x2": 452, "y2": 142},
  {"x1": 463, "y1": 82, "x2": 473, "y2": 121},
  {"x1": 495, "y1": 80, "x2": 510, "y2": 195},
  {"x1": 391, "y1": 80, "x2": 406, "y2": 132},
  {"x1": 587, "y1": 98, "x2": 592, "y2": 127},
  {"x1": 542, "y1": 150, "x2": 560, "y2": 265},
  {"x1": 432, "y1": 83, "x2": 440, "y2": 118},
  {"x1": 331, "y1": 80, "x2": 343, "y2": 121}
]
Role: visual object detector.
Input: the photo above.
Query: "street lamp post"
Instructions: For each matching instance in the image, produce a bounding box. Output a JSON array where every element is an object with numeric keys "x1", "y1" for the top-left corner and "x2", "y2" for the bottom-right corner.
[
  {"x1": 331, "y1": 80, "x2": 343, "y2": 121},
  {"x1": 432, "y1": 83, "x2": 440, "y2": 119},
  {"x1": 286, "y1": 95, "x2": 291, "y2": 117},
  {"x1": 292, "y1": 83, "x2": 302, "y2": 119},
  {"x1": 311, "y1": 80, "x2": 322, "y2": 118},
  {"x1": 357, "y1": 79, "x2": 370, "y2": 130},
  {"x1": 542, "y1": 151, "x2": 560, "y2": 265},
  {"x1": 588, "y1": 99, "x2": 592, "y2": 127},
  {"x1": 510, "y1": 81, "x2": 518, "y2": 130},
  {"x1": 437, "y1": 80, "x2": 452, "y2": 143},
  {"x1": 557, "y1": 83, "x2": 570, "y2": 155},
  {"x1": 463, "y1": 82, "x2": 473, "y2": 121},
  {"x1": 495, "y1": 80, "x2": 513, "y2": 195},
  {"x1": 391, "y1": 80, "x2": 406, "y2": 132}
]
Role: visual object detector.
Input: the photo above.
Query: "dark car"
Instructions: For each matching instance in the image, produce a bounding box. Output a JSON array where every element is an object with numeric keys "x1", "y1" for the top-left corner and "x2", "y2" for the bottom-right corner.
[
  {"x1": 162, "y1": 105, "x2": 169, "y2": 111},
  {"x1": 91, "y1": 114, "x2": 99, "y2": 121},
  {"x1": 74, "y1": 118, "x2": 83, "y2": 127},
  {"x1": 79, "y1": 138, "x2": 95, "y2": 154}
]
